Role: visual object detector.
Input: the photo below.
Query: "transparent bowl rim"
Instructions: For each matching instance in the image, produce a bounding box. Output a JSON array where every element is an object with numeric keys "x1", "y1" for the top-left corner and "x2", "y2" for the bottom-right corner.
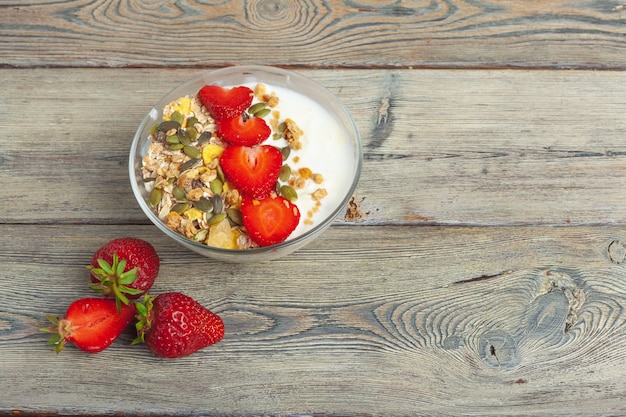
[{"x1": 129, "y1": 65, "x2": 363, "y2": 258}]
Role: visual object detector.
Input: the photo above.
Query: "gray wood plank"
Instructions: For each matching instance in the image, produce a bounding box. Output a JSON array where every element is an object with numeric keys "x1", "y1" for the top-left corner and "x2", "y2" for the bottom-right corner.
[
  {"x1": 1, "y1": 1, "x2": 625, "y2": 69},
  {"x1": 2, "y1": 68, "x2": 626, "y2": 226},
  {"x1": 1, "y1": 224, "x2": 626, "y2": 416}
]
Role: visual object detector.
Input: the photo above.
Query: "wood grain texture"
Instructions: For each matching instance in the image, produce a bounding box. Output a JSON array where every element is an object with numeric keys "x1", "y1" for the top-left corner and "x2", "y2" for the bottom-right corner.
[
  {"x1": 2, "y1": 68, "x2": 626, "y2": 226},
  {"x1": 1, "y1": 0, "x2": 626, "y2": 69},
  {"x1": 1, "y1": 224, "x2": 626, "y2": 416}
]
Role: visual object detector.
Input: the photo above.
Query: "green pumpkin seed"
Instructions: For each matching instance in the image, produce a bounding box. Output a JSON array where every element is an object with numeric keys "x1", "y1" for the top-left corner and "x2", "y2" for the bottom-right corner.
[
  {"x1": 281, "y1": 146, "x2": 290, "y2": 161},
  {"x1": 167, "y1": 177, "x2": 176, "y2": 184},
  {"x1": 216, "y1": 164, "x2": 225, "y2": 183},
  {"x1": 166, "y1": 134, "x2": 180, "y2": 144},
  {"x1": 173, "y1": 186, "x2": 187, "y2": 201},
  {"x1": 193, "y1": 197, "x2": 214, "y2": 213},
  {"x1": 194, "y1": 229, "x2": 208, "y2": 242},
  {"x1": 253, "y1": 108, "x2": 271, "y2": 118},
  {"x1": 186, "y1": 117, "x2": 199, "y2": 129},
  {"x1": 170, "y1": 111, "x2": 184, "y2": 125},
  {"x1": 248, "y1": 102, "x2": 268, "y2": 115},
  {"x1": 178, "y1": 129, "x2": 192, "y2": 146},
  {"x1": 211, "y1": 194, "x2": 223, "y2": 214},
  {"x1": 183, "y1": 146, "x2": 201, "y2": 159},
  {"x1": 148, "y1": 188, "x2": 162, "y2": 207},
  {"x1": 272, "y1": 132, "x2": 282, "y2": 140},
  {"x1": 277, "y1": 121, "x2": 286, "y2": 134},
  {"x1": 207, "y1": 212, "x2": 227, "y2": 225},
  {"x1": 179, "y1": 158, "x2": 201, "y2": 172},
  {"x1": 226, "y1": 208, "x2": 243, "y2": 226},
  {"x1": 210, "y1": 178, "x2": 223, "y2": 195},
  {"x1": 168, "y1": 143, "x2": 184, "y2": 151},
  {"x1": 171, "y1": 202, "x2": 191, "y2": 214},
  {"x1": 158, "y1": 120, "x2": 180, "y2": 132},
  {"x1": 186, "y1": 126, "x2": 198, "y2": 141},
  {"x1": 149, "y1": 123, "x2": 160, "y2": 135},
  {"x1": 279, "y1": 164, "x2": 291, "y2": 182},
  {"x1": 280, "y1": 185, "x2": 298, "y2": 202}
]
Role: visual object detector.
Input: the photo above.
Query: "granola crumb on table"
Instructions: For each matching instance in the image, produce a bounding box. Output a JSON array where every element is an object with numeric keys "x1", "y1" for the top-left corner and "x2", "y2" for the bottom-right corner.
[{"x1": 142, "y1": 83, "x2": 328, "y2": 250}]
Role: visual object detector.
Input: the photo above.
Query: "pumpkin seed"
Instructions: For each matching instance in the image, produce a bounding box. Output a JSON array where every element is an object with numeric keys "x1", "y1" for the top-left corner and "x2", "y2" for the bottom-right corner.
[
  {"x1": 226, "y1": 208, "x2": 243, "y2": 226},
  {"x1": 211, "y1": 194, "x2": 223, "y2": 214},
  {"x1": 281, "y1": 146, "x2": 290, "y2": 161},
  {"x1": 210, "y1": 178, "x2": 223, "y2": 195},
  {"x1": 272, "y1": 132, "x2": 282, "y2": 140},
  {"x1": 207, "y1": 212, "x2": 226, "y2": 225},
  {"x1": 248, "y1": 102, "x2": 267, "y2": 115},
  {"x1": 166, "y1": 134, "x2": 180, "y2": 144},
  {"x1": 170, "y1": 111, "x2": 184, "y2": 125},
  {"x1": 198, "y1": 131, "x2": 211, "y2": 145},
  {"x1": 158, "y1": 120, "x2": 180, "y2": 132},
  {"x1": 150, "y1": 123, "x2": 160, "y2": 135},
  {"x1": 187, "y1": 117, "x2": 199, "y2": 129},
  {"x1": 179, "y1": 158, "x2": 201, "y2": 172},
  {"x1": 253, "y1": 108, "x2": 271, "y2": 118},
  {"x1": 178, "y1": 129, "x2": 192, "y2": 146},
  {"x1": 279, "y1": 164, "x2": 291, "y2": 182},
  {"x1": 171, "y1": 202, "x2": 191, "y2": 214},
  {"x1": 167, "y1": 177, "x2": 176, "y2": 184},
  {"x1": 277, "y1": 121, "x2": 286, "y2": 134},
  {"x1": 186, "y1": 126, "x2": 199, "y2": 141},
  {"x1": 194, "y1": 229, "x2": 208, "y2": 242},
  {"x1": 280, "y1": 185, "x2": 298, "y2": 202},
  {"x1": 148, "y1": 188, "x2": 162, "y2": 207},
  {"x1": 168, "y1": 143, "x2": 184, "y2": 151},
  {"x1": 173, "y1": 186, "x2": 187, "y2": 201},
  {"x1": 216, "y1": 164, "x2": 225, "y2": 183},
  {"x1": 193, "y1": 197, "x2": 214, "y2": 213},
  {"x1": 183, "y1": 146, "x2": 201, "y2": 159}
]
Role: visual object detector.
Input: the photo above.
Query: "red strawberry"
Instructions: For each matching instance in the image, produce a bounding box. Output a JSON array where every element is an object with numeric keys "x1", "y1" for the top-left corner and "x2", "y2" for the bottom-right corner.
[
  {"x1": 219, "y1": 145, "x2": 282, "y2": 199},
  {"x1": 41, "y1": 298, "x2": 136, "y2": 353},
  {"x1": 88, "y1": 238, "x2": 160, "y2": 310},
  {"x1": 241, "y1": 194, "x2": 301, "y2": 246},
  {"x1": 198, "y1": 85, "x2": 253, "y2": 120},
  {"x1": 133, "y1": 292, "x2": 224, "y2": 358},
  {"x1": 216, "y1": 113, "x2": 271, "y2": 146}
]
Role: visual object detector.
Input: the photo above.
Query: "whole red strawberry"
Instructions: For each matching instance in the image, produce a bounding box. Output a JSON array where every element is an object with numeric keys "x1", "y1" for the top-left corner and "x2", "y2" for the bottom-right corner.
[
  {"x1": 41, "y1": 298, "x2": 136, "y2": 353},
  {"x1": 88, "y1": 238, "x2": 160, "y2": 309},
  {"x1": 133, "y1": 292, "x2": 224, "y2": 358}
]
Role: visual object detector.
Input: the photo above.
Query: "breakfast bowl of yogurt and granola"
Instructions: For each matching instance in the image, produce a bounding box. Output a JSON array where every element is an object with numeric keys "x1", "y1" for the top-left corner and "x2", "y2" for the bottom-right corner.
[{"x1": 129, "y1": 65, "x2": 362, "y2": 262}]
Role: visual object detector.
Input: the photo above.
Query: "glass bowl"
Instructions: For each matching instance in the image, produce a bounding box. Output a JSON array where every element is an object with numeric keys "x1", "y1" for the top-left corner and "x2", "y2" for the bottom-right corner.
[{"x1": 129, "y1": 65, "x2": 362, "y2": 262}]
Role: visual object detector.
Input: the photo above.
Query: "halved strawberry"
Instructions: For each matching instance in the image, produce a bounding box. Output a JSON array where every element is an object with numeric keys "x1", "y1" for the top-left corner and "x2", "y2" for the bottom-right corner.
[
  {"x1": 198, "y1": 85, "x2": 253, "y2": 120},
  {"x1": 219, "y1": 145, "x2": 282, "y2": 199},
  {"x1": 41, "y1": 298, "x2": 136, "y2": 354},
  {"x1": 216, "y1": 113, "x2": 271, "y2": 146},
  {"x1": 241, "y1": 194, "x2": 301, "y2": 247}
]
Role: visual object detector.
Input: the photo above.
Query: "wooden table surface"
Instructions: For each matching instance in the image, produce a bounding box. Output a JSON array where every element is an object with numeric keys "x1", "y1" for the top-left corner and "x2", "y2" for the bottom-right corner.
[{"x1": 2, "y1": 1, "x2": 626, "y2": 416}]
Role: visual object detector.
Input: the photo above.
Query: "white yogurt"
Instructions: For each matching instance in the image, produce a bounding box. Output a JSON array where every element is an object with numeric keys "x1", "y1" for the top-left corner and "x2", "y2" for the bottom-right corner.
[{"x1": 243, "y1": 83, "x2": 356, "y2": 239}]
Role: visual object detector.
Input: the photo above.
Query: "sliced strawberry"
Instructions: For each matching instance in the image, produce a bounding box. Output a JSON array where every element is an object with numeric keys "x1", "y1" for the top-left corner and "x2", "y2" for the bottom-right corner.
[
  {"x1": 42, "y1": 298, "x2": 136, "y2": 354},
  {"x1": 219, "y1": 145, "x2": 282, "y2": 199},
  {"x1": 198, "y1": 85, "x2": 253, "y2": 121},
  {"x1": 216, "y1": 113, "x2": 271, "y2": 146},
  {"x1": 241, "y1": 194, "x2": 301, "y2": 247}
]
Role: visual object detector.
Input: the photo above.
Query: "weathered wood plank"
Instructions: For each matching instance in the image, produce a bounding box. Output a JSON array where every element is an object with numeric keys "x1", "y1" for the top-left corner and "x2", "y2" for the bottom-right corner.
[
  {"x1": 1, "y1": 224, "x2": 626, "y2": 416},
  {"x1": 2, "y1": 68, "x2": 626, "y2": 226},
  {"x1": 1, "y1": 0, "x2": 626, "y2": 69}
]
